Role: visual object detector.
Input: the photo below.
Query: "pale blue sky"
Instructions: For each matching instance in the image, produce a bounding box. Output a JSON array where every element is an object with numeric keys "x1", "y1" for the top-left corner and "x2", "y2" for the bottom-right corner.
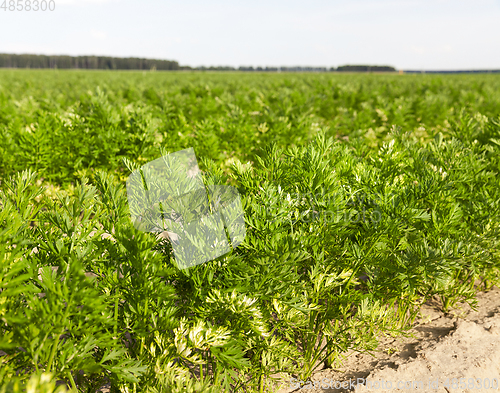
[{"x1": 1, "y1": 0, "x2": 499, "y2": 70}]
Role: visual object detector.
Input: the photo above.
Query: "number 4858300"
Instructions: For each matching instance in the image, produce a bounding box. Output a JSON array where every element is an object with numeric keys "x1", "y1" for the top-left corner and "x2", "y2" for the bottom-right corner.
[{"x1": 1, "y1": 0, "x2": 56, "y2": 11}]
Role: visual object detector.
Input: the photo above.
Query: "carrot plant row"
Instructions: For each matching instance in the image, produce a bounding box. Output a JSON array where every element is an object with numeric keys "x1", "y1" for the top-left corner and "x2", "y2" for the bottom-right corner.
[{"x1": 1, "y1": 70, "x2": 499, "y2": 392}]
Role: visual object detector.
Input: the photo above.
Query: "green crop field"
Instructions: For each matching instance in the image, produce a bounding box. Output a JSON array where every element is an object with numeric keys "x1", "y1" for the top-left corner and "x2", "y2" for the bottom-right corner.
[{"x1": 1, "y1": 69, "x2": 500, "y2": 392}]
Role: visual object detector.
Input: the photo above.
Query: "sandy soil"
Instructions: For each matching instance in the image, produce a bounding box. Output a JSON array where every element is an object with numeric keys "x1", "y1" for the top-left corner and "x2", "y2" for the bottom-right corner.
[{"x1": 277, "y1": 285, "x2": 500, "y2": 393}]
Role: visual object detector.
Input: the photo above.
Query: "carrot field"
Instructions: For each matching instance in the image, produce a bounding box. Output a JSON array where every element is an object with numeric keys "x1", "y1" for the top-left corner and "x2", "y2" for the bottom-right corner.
[{"x1": 1, "y1": 70, "x2": 499, "y2": 392}]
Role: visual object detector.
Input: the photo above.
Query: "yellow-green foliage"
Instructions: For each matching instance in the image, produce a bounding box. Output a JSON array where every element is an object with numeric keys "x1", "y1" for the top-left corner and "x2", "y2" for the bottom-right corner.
[{"x1": 0, "y1": 70, "x2": 499, "y2": 392}]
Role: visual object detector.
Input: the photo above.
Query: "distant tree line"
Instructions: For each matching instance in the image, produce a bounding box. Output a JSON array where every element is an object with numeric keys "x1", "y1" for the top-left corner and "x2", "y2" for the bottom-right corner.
[
  {"x1": 239, "y1": 66, "x2": 330, "y2": 72},
  {"x1": 404, "y1": 69, "x2": 500, "y2": 74},
  {"x1": 336, "y1": 65, "x2": 396, "y2": 72},
  {"x1": 0, "y1": 54, "x2": 181, "y2": 70},
  {"x1": 238, "y1": 65, "x2": 396, "y2": 72},
  {"x1": 0, "y1": 54, "x2": 398, "y2": 72}
]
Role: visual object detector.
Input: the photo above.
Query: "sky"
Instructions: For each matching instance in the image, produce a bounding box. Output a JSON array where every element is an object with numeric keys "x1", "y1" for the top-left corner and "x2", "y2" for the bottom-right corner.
[{"x1": 1, "y1": 0, "x2": 499, "y2": 70}]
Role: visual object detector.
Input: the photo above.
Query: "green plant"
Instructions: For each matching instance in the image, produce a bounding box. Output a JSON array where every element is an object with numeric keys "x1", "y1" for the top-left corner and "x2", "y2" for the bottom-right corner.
[{"x1": 1, "y1": 70, "x2": 499, "y2": 392}]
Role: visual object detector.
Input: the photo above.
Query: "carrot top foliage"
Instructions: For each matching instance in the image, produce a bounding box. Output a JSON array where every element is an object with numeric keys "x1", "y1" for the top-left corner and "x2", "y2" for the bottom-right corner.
[{"x1": 1, "y1": 70, "x2": 499, "y2": 392}]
